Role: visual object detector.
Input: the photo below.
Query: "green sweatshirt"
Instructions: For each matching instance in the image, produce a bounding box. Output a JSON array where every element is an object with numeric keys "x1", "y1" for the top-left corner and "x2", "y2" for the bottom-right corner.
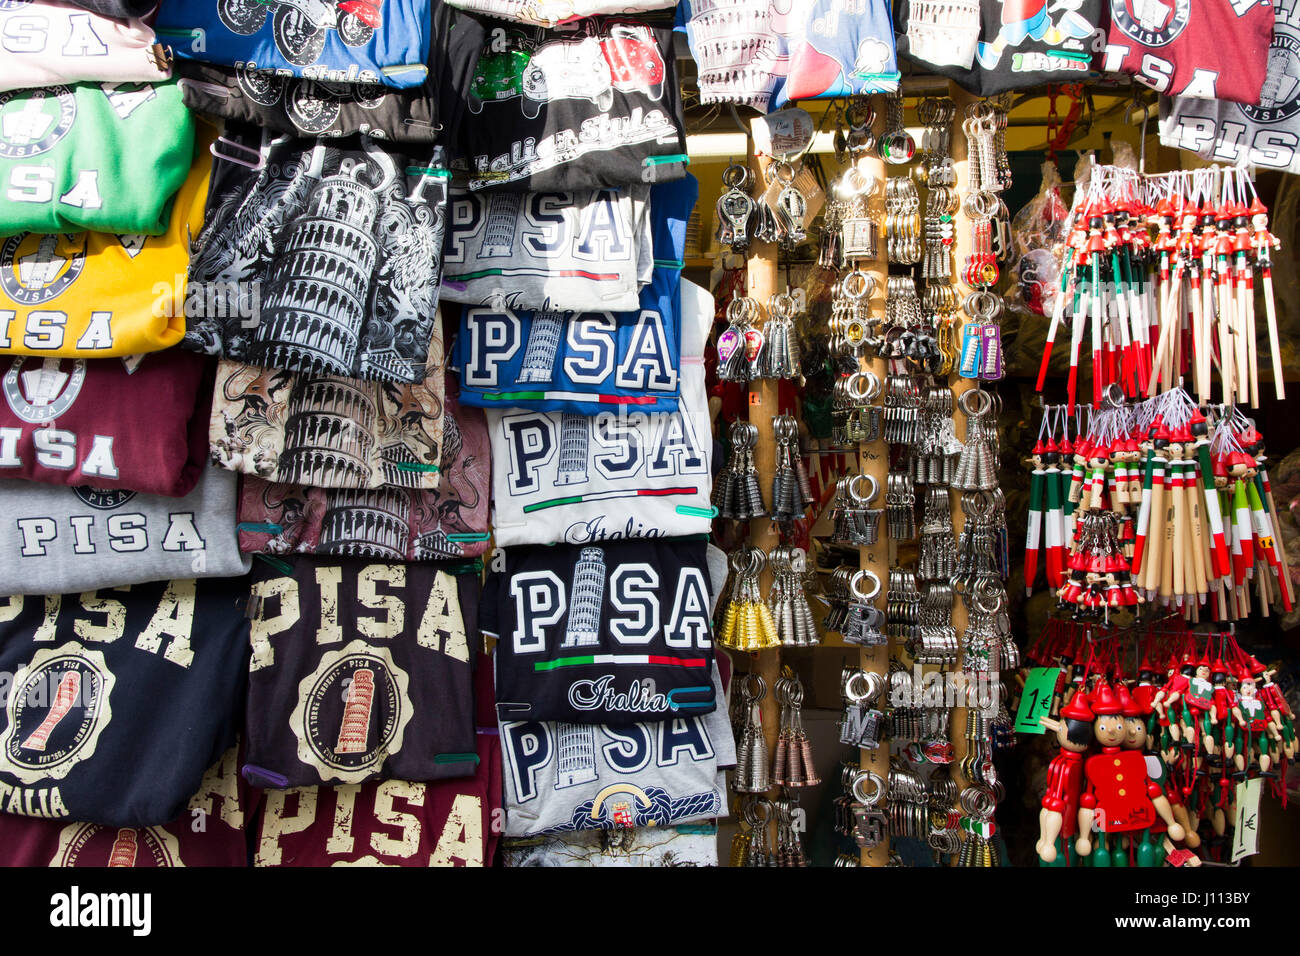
[{"x1": 0, "y1": 79, "x2": 194, "y2": 236}]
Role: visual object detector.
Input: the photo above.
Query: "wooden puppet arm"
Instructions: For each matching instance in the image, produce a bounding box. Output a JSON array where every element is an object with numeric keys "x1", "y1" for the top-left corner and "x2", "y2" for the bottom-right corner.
[
  {"x1": 1076, "y1": 792, "x2": 1096, "y2": 857},
  {"x1": 1148, "y1": 782, "x2": 1185, "y2": 842}
]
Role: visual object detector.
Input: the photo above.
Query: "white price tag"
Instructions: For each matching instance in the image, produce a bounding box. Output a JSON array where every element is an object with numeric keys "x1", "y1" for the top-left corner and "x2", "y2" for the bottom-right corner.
[{"x1": 1231, "y1": 777, "x2": 1262, "y2": 862}]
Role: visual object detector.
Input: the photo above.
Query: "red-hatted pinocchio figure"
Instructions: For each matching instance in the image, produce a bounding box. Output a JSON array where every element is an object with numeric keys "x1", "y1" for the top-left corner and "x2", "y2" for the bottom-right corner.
[
  {"x1": 1130, "y1": 655, "x2": 1160, "y2": 714},
  {"x1": 1116, "y1": 685, "x2": 1187, "y2": 865},
  {"x1": 1037, "y1": 690, "x2": 1095, "y2": 866},
  {"x1": 1049, "y1": 650, "x2": 1074, "y2": 718},
  {"x1": 1183, "y1": 654, "x2": 1216, "y2": 757},
  {"x1": 1124, "y1": 679, "x2": 1201, "y2": 854},
  {"x1": 1077, "y1": 682, "x2": 1186, "y2": 867},
  {"x1": 1233, "y1": 668, "x2": 1277, "y2": 778},
  {"x1": 1153, "y1": 652, "x2": 1194, "y2": 745},
  {"x1": 1209, "y1": 658, "x2": 1236, "y2": 765},
  {"x1": 1256, "y1": 660, "x2": 1296, "y2": 761}
]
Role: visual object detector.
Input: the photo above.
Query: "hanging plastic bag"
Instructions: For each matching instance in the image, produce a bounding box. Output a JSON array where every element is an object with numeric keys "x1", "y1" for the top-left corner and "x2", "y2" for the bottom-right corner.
[{"x1": 1008, "y1": 161, "x2": 1070, "y2": 317}]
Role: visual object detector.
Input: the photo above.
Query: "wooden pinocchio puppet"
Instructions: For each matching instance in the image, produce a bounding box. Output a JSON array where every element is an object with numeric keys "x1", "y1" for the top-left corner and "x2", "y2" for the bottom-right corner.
[
  {"x1": 1231, "y1": 666, "x2": 1276, "y2": 779},
  {"x1": 1123, "y1": 678, "x2": 1200, "y2": 854},
  {"x1": 1076, "y1": 681, "x2": 1185, "y2": 866},
  {"x1": 1036, "y1": 690, "x2": 1096, "y2": 866}
]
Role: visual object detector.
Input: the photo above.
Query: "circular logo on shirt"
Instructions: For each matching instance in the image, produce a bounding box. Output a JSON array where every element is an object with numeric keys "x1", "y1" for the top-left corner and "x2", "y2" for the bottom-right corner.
[
  {"x1": 52, "y1": 823, "x2": 183, "y2": 867},
  {"x1": 0, "y1": 644, "x2": 115, "y2": 785},
  {"x1": 351, "y1": 83, "x2": 385, "y2": 110},
  {"x1": 3, "y1": 357, "x2": 86, "y2": 424},
  {"x1": 1110, "y1": 0, "x2": 1191, "y2": 47},
  {"x1": 73, "y1": 486, "x2": 136, "y2": 509},
  {"x1": 290, "y1": 640, "x2": 412, "y2": 784},
  {"x1": 288, "y1": 81, "x2": 343, "y2": 135},
  {"x1": 0, "y1": 87, "x2": 76, "y2": 159},
  {"x1": 235, "y1": 63, "x2": 286, "y2": 108},
  {"x1": 1242, "y1": 32, "x2": 1300, "y2": 123},
  {"x1": 0, "y1": 233, "x2": 86, "y2": 305}
]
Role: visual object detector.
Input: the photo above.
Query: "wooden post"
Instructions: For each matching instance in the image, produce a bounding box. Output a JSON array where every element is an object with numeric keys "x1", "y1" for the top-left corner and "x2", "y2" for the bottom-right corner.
[
  {"x1": 744, "y1": 123, "x2": 782, "y2": 829},
  {"x1": 857, "y1": 102, "x2": 892, "y2": 867}
]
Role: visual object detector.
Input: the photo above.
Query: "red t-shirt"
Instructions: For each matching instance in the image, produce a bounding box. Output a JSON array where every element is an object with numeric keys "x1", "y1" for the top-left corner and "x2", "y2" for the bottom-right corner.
[
  {"x1": 251, "y1": 733, "x2": 502, "y2": 867},
  {"x1": 1104, "y1": 0, "x2": 1275, "y2": 103},
  {"x1": 0, "y1": 747, "x2": 251, "y2": 867},
  {"x1": 0, "y1": 351, "x2": 214, "y2": 497}
]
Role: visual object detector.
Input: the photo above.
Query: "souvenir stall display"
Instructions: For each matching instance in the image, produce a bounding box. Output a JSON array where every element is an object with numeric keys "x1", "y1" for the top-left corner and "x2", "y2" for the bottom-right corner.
[{"x1": 0, "y1": 0, "x2": 1296, "y2": 873}]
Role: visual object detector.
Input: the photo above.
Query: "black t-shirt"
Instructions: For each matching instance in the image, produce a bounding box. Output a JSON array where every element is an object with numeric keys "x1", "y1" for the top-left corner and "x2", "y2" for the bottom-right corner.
[
  {"x1": 457, "y1": 16, "x2": 688, "y2": 191},
  {"x1": 242, "y1": 557, "x2": 477, "y2": 788},
  {"x1": 183, "y1": 125, "x2": 448, "y2": 384},
  {"x1": 483, "y1": 538, "x2": 716, "y2": 725},
  {"x1": 894, "y1": 0, "x2": 1105, "y2": 95},
  {"x1": 176, "y1": 0, "x2": 484, "y2": 142},
  {"x1": 0, "y1": 578, "x2": 251, "y2": 827}
]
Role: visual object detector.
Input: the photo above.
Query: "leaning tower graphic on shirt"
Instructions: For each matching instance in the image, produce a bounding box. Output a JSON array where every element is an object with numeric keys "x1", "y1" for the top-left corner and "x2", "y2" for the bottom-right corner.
[
  {"x1": 562, "y1": 547, "x2": 605, "y2": 647},
  {"x1": 555, "y1": 413, "x2": 590, "y2": 486},
  {"x1": 555, "y1": 723, "x2": 598, "y2": 788},
  {"x1": 186, "y1": 138, "x2": 445, "y2": 384},
  {"x1": 336, "y1": 668, "x2": 376, "y2": 754},
  {"x1": 518, "y1": 311, "x2": 564, "y2": 384},
  {"x1": 107, "y1": 828, "x2": 139, "y2": 867}
]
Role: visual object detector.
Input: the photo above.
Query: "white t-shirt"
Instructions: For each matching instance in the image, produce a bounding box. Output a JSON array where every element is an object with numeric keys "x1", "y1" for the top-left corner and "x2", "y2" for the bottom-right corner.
[
  {"x1": 499, "y1": 662, "x2": 734, "y2": 837},
  {"x1": 486, "y1": 279, "x2": 713, "y2": 547},
  {"x1": 441, "y1": 185, "x2": 652, "y2": 313},
  {"x1": 0, "y1": 1, "x2": 169, "y2": 91}
]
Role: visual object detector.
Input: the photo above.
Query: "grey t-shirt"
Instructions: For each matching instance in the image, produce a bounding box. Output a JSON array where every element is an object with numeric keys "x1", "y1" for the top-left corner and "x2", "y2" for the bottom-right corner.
[{"x1": 0, "y1": 466, "x2": 251, "y2": 596}]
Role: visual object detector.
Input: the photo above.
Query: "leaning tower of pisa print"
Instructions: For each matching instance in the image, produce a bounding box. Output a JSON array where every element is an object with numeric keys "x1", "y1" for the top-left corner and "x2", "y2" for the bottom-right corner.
[
  {"x1": 555, "y1": 723, "x2": 598, "y2": 789},
  {"x1": 21, "y1": 671, "x2": 80, "y2": 751},
  {"x1": 107, "y1": 829, "x2": 139, "y2": 867},
  {"x1": 254, "y1": 167, "x2": 381, "y2": 377},
  {"x1": 556, "y1": 412, "x2": 589, "y2": 486},
  {"x1": 336, "y1": 669, "x2": 376, "y2": 754},
  {"x1": 279, "y1": 377, "x2": 377, "y2": 487},
  {"x1": 482, "y1": 192, "x2": 523, "y2": 258},
  {"x1": 562, "y1": 547, "x2": 606, "y2": 648},
  {"x1": 320, "y1": 487, "x2": 412, "y2": 558},
  {"x1": 518, "y1": 311, "x2": 565, "y2": 384}
]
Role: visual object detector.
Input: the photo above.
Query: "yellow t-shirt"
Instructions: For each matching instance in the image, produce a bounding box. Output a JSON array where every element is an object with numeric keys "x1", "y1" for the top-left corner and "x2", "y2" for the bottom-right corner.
[{"x1": 0, "y1": 134, "x2": 212, "y2": 358}]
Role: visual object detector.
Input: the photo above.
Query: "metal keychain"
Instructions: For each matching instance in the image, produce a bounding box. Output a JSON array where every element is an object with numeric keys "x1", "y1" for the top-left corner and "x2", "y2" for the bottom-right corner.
[{"x1": 715, "y1": 162, "x2": 755, "y2": 253}]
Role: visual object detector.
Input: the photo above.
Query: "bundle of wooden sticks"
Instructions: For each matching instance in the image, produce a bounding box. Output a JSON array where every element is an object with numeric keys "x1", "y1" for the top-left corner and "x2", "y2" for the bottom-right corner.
[
  {"x1": 1025, "y1": 388, "x2": 1294, "y2": 621},
  {"x1": 1036, "y1": 164, "x2": 1284, "y2": 412}
]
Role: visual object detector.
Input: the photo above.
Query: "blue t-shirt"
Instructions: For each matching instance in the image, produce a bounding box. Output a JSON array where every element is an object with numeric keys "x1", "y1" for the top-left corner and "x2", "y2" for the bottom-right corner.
[
  {"x1": 155, "y1": 0, "x2": 432, "y2": 88},
  {"x1": 771, "y1": 0, "x2": 900, "y2": 107},
  {"x1": 452, "y1": 174, "x2": 695, "y2": 414}
]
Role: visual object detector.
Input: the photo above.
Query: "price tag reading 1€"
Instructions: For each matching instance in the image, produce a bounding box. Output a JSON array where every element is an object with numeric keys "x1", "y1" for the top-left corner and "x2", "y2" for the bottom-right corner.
[
  {"x1": 1013, "y1": 667, "x2": 1057, "y2": 734},
  {"x1": 1232, "y1": 777, "x2": 1262, "y2": 862}
]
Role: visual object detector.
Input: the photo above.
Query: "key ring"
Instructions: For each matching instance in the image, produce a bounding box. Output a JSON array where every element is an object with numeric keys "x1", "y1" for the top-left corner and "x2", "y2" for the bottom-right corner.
[
  {"x1": 722, "y1": 163, "x2": 749, "y2": 189},
  {"x1": 850, "y1": 569, "x2": 881, "y2": 603},
  {"x1": 852, "y1": 770, "x2": 886, "y2": 807},
  {"x1": 847, "y1": 369, "x2": 880, "y2": 403},
  {"x1": 840, "y1": 269, "x2": 874, "y2": 301},
  {"x1": 849, "y1": 473, "x2": 879, "y2": 507},
  {"x1": 958, "y1": 388, "x2": 993, "y2": 418}
]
